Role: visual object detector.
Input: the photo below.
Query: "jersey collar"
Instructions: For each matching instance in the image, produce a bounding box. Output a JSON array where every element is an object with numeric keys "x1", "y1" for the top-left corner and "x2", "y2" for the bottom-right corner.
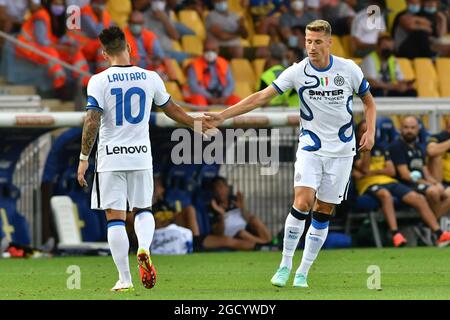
[{"x1": 309, "y1": 55, "x2": 333, "y2": 72}]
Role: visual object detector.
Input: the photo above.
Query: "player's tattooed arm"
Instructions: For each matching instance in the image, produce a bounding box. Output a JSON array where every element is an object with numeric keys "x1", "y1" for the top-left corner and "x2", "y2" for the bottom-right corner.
[{"x1": 81, "y1": 109, "x2": 101, "y2": 156}]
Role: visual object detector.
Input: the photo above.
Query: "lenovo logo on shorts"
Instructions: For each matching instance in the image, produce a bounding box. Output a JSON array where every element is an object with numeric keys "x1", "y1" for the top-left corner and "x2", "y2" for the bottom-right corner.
[{"x1": 106, "y1": 145, "x2": 148, "y2": 155}]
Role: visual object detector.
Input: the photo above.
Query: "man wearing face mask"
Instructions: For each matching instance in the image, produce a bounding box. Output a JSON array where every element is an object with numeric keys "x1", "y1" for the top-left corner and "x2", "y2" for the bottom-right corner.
[
  {"x1": 0, "y1": 0, "x2": 38, "y2": 33},
  {"x1": 185, "y1": 38, "x2": 240, "y2": 106},
  {"x1": 78, "y1": 0, "x2": 113, "y2": 70},
  {"x1": 205, "y1": 0, "x2": 248, "y2": 59},
  {"x1": 392, "y1": 0, "x2": 435, "y2": 58},
  {"x1": 361, "y1": 33, "x2": 416, "y2": 97},
  {"x1": 419, "y1": 0, "x2": 449, "y2": 55},
  {"x1": 278, "y1": 0, "x2": 319, "y2": 45},
  {"x1": 123, "y1": 11, "x2": 175, "y2": 80}
]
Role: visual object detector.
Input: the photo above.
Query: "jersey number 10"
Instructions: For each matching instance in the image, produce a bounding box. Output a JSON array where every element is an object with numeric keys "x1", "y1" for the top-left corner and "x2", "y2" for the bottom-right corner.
[{"x1": 111, "y1": 87, "x2": 146, "y2": 126}]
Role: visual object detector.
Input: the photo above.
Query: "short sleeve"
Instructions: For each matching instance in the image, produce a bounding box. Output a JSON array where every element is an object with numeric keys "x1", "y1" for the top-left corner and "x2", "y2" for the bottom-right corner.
[
  {"x1": 349, "y1": 60, "x2": 370, "y2": 97},
  {"x1": 152, "y1": 73, "x2": 171, "y2": 108},
  {"x1": 389, "y1": 143, "x2": 407, "y2": 165},
  {"x1": 86, "y1": 76, "x2": 104, "y2": 113},
  {"x1": 272, "y1": 65, "x2": 296, "y2": 95}
]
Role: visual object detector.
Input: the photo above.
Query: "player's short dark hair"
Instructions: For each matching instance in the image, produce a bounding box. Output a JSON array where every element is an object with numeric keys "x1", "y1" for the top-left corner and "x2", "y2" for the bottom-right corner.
[
  {"x1": 211, "y1": 176, "x2": 227, "y2": 188},
  {"x1": 99, "y1": 26, "x2": 126, "y2": 56}
]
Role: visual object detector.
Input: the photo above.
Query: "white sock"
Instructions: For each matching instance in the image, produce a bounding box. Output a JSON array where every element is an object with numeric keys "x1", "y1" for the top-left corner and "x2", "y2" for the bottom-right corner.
[
  {"x1": 297, "y1": 219, "x2": 329, "y2": 277},
  {"x1": 107, "y1": 221, "x2": 132, "y2": 284},
  {"x1": 134, "y1": 210, "x2": 155, "y2": 252},
  {"x1": 280, "y1": 207, "x2": 309, "y2": 270}
]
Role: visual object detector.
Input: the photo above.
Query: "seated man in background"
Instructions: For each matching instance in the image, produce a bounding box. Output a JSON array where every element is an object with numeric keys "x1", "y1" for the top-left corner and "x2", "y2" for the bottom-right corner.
[
  {"x1": 427, "y1": 117, "x2": 450, "y2": 185},
  {"x1": 205, "y1": 0, "x2": 248, "y2": 59},
  {"x1": 361, "y1": 34, "x2": 416, "y2": 97},
  {"x1": 389, "y1": 116, "x2": 450, "y2": 246},
  {"x1": 123, "y1": 11, "x2": 176, "y2": 81},
  {"x1": 353, "y1": 120, "x2": 450, "y2": 247},
  {"x1": 209, "y1": 176, "x2": 272, "y2": 247},
  {"x1": 184, "y1": 38, "x2": 240, "y2": 107},
  {"x1": 257, "y1": 43, "x2": 295, "y2": 107}
]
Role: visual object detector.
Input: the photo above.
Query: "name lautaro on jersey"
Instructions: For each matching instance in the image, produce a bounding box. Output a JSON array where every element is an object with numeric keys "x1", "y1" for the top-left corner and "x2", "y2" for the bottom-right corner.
[
  {"x1": 106, "y1": 145, "x2": 149, "y2": 155},
  {"x1": 107, "y1": 71, "x2": 147, "y2": 83}
]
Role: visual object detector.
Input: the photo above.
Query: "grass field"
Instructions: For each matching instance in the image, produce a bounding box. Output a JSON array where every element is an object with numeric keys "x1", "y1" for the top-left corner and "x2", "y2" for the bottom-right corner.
[{"x1": 1, "y1": 247, "x2": 450, "y2": 300}]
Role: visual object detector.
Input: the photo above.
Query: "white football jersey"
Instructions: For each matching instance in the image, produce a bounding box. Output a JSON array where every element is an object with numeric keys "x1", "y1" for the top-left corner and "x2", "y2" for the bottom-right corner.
[
  {"x1": 86, "y1": 65, "x2": 171, "y2": 172},
  {"x1": 272, "y1": 55, "x2": 370, "y2": 157}
]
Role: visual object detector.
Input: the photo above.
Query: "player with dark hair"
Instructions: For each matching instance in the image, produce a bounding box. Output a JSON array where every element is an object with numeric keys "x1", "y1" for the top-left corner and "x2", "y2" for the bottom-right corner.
[{"x1": 77, "y1": 26, "x2": 210, "y2": 292}]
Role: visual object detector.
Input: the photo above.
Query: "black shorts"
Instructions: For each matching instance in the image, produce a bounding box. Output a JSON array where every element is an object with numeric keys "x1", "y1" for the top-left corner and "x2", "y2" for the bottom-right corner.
[
  {"x1": 406, "y1": 183, "x2": 429, "y2": 195},
  {"x1": 366, "y1": 182, "x2": 413, "y2": 199}
]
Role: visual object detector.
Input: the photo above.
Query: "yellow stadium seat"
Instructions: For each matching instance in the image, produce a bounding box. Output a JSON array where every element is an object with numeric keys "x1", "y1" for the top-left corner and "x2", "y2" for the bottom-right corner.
[
  {"x1": 386, "y1": 0, "x2": 406, "y2": 32},
  {"x1": 165, "y1": 81, "x2": 184, "y2": 102},
  {"x1": 413, "y1": 58, "x2": 439, "y2": 97},
  {"x1": 351, "y1": 57, "x2": 362, "y2": 66},
  {"x1": 170, "y1": 10, "x2": 178, "y2": 23},
  {"x1": 436, "y1": 58, "x2": 450, "y2": 97},
  {"x1": 230, "y1": 59, "x2": 256, "y2": 87},
  {"x1": 252, "y1": 59, "x2": 266, "y2": 85},
  {"x1": 252, "y1": 34, "x2": 270, "y2": 47},
  {"x1": 330, "y1": 36, "x2": 347, "y2": 58},
  {"x1": 341, "y1": 35, "x2": 354, "y2": 58},
  {"x1": 172, "y1": 40, "x2": 182, "y2": 52},
  {"x1": 181, "y1": 35, "x2": 203, "y2": 56},
  {"x1": 234, "y1": 81, "x2": 254, "y2": 99},
  {"x1": 241, "y1": 38, "x2": 251, "y2": 47},
  {"x1": 228, "y1": 0, "x2": 246, "y2": 15},
  {"x1": 168, "y1": 59, "x2": 186, "y2": 85},
  {"x1": 106, "y1": 0, "x2": 131, "y2": 28},
  {"x1": 178, "y1": 10, "x2": 206, "y2": 40},
  {"x1": 396, "y1": 58, "x2": 415, "y2": 81}
]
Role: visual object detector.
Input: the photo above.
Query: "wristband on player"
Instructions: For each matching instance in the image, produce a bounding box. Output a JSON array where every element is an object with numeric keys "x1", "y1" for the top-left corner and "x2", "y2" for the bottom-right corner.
[{"x1": 79, "y1": 153, "x2": 89, "y2": 161}]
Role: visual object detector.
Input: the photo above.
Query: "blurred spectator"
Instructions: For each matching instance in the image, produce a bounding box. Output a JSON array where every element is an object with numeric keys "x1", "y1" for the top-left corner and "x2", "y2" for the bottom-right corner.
[
  {"x1": 322, "y1": 0, "x2": 357, "y2": 35},
  {"x1": 242, "y1": 0, "x2": 285, "y2": 36},
  {"x1": 353, "y1": 120, "x2": 450, "y2": 247},
  {"x1": 285, "y1": 25, "x2": 306, "y2": 54},
  {"x1": 277, "y1": 0, "x2": 319, "y2": 44},
  {"x1": 361, "y1": 33, "x2": 416, "y2": 97},
  {"x1": 135, "y1": 0, "x2": 191, "y2": 64},
  {"x1": 257, "y1": 43, "x2": 299, "y2": 107},
  {"x1": 66, "y1": 0, "x2": 89, "y2": 7},
  {"x1": 286, "y1": 45, "x2": 305, "y2": 65},
  {"x1": 123, "y1": 11, "x2": 176, "y2": 81},
  {"x1": 419, "y1": 0, "x2": 449, "y2": 56},
  {"x1": 106, "y1": 0, "x2": 132, "y2": 28},
  {"x1": 78, "y1": 0, "x2": 113, "y2": 72},
  {"x1": 16, "y1": 0, "x2": 90, "y2": 92},
  {"x1": 427, "y1": 117, "x2": 450, "y2": 184},
  {"x1": 389, "y1": 116, "x2": 450, "y2": 219},
  {"x1": 184, "y1": 38, "x2": 240, "y2": 107},
  {"x1": 0, "y1": 0, "x2": 35, "y2": 34},
  {"x1": 209, "y1": 177, "x2": 272, "y2": 247},
  {"x1": 392, "y1": 0, "x2": 435, "y2": 58},
  {"x1": 205, "y1": 0, "x2": 248, "y2": 59},
  {"x1": 165, "y1": 0, "x2": 197, "y2": 37},
  {"x1": 351, "y1": 0, "x2": 387, "y2": 57}
]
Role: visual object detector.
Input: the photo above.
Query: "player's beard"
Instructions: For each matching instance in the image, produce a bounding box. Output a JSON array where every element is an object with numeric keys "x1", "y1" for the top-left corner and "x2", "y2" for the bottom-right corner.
[{"x1": 402, "y1": 133, "x2": 417, "y2": 143}]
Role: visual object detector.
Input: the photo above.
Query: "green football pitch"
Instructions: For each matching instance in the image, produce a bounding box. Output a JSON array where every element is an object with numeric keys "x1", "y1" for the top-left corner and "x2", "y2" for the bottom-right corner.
[{"x1": 0, "y1": 248, "x2": 449, "y2": 300}]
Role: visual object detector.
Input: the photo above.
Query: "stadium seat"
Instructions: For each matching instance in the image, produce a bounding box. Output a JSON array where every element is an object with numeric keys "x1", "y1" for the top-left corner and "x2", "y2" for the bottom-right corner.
[
  {"x1": 167, "y1": 59, "x2": 186, "y2": 85},
  {"x1": 50, "y1": 196, "x2": 110, "y2": 252},
  {"x1": 396, "y1": 58, "x2": 415, "y2": 81},
  {"x1": 351, "y1": 57, "x2": 362, "y2": 66},
  {"x1": 341, "y1": 35, "x2": 354, "y2": 58},
  {"x1": 181, "y1": 35, "x2": 203, "y2": 56},
  {"x1": 330, "y1": 36, "x2": 347, "y2": 58},
  {"x1": 436, "y1": 58, "x2": 450, "y2": 97},
  {"x1": 230, "y1": 59, "x2": 256, "y2": 88},
  {"x1": 165, "y1": 81, "x2": 184, "y2": 102},
  {"x1": 251, "y1": 34, "x2": 270, "y2": 47},
  {"x1": 387, "y1": 0, "x2": 406, "y2": 32},
  {"x1": 106, "y1": 0, "x2": 131, "y2": 28},
  {"x1": 228, "y1": 0, "x2": 246, "y2": 15},
  {"x1": 171, "y1": 40, "x2": 182, "y2": 52},
  {"x1": 178, "y1": 10, "x2": 206, "y2": 40},
  {"x1": 413, "y1": 58, "x2": 439, "y2": 97},
  {"x1": 252, "y1": 58, "x2": 266, "y2": 83},
  {"x1": 234, "y1": 81, "x2": 253, "y2": 99},
  {"x1": 375, "y1": 116, "x2": 399, "y2": 149}
]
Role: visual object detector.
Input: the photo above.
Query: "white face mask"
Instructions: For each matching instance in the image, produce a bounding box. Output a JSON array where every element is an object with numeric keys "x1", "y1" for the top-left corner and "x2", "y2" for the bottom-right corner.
[
  {"x1": 291, "y1": 0, "x2": 304, "y2": 11},
  {"x1": 214, "y1": 1, "x2": 228, "y2": 12},
  {"x1": 204, "y1": 50, "x2": 218, "y2": 63},
  {"x1": 152, "y1": 1, "x2": 166, "y2": 11}
]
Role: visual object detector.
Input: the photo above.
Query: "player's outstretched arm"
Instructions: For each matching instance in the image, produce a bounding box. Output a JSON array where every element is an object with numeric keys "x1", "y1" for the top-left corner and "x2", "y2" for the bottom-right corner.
[
  {"x1": 358, "y1": 92, "x2": 376, "y2": 152},
  {"x1": 204, "y1": 86, "x2": 278, "y2": 128},
  {"x1": 162, "y1": 99, "x2": 213, "y2": 133},
  {"x1": 77, "y1": 109, "x2": 101, "y2": 187}
]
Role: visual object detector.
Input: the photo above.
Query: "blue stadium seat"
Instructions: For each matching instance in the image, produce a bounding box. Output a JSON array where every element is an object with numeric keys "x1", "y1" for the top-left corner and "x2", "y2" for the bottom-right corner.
[
  {"x1": 165, "y1": 164, "x2": 200, "y2": 194},
  {"x1": 193, "y1": 192, "x2": 212, "y2": 236},
  {"x1": 375, "y1": 117, "x2": 399, "y2": 150}
]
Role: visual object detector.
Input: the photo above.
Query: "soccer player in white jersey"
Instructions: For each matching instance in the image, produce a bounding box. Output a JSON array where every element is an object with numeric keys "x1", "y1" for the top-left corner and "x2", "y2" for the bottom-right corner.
[
  {"x1": 77, "y1": 26, "x2": 209, "y2": 292},
  {"x1": 205, "y1": 20, "x2": 376, "y2": 288}
]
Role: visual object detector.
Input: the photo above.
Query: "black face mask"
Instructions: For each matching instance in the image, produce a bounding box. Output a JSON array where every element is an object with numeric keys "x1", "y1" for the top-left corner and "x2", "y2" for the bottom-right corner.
[{"x1": 380, "y1": 48, "x2": 393, "y2": 59}]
